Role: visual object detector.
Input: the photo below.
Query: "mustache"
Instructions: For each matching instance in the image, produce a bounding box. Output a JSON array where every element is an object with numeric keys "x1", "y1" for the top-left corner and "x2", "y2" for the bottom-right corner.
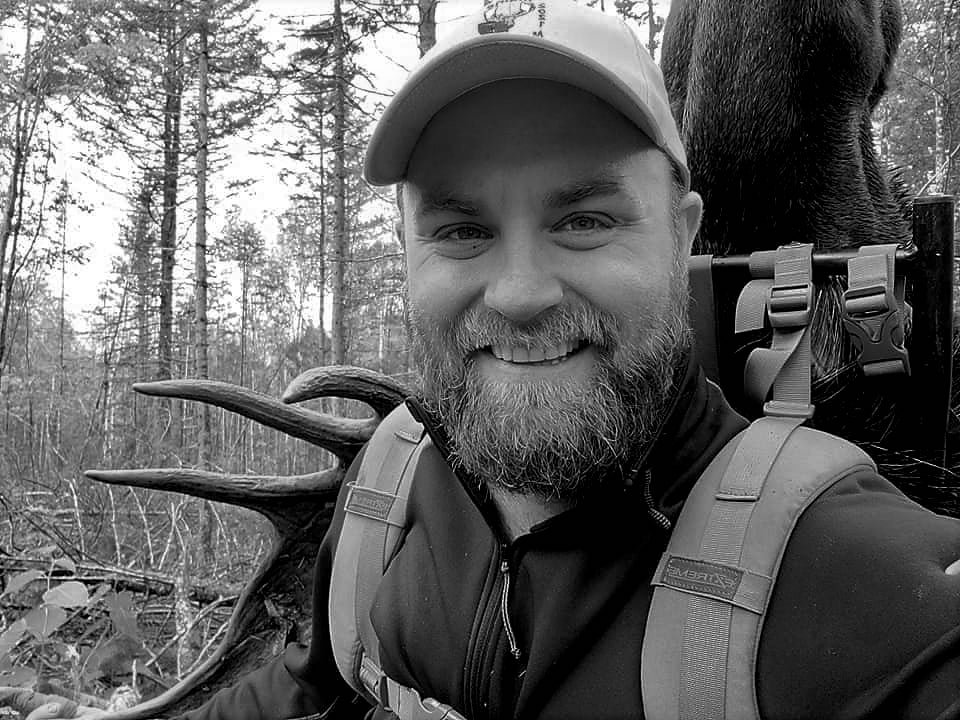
[{"x1": 446, "y1": 303, "x2": 619, "y2": 357}]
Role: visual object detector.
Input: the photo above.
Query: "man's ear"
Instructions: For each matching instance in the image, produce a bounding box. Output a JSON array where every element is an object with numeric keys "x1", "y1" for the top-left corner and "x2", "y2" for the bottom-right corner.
[{"x1": 676, "y1": 190, "x2": 703, "y2": 258}]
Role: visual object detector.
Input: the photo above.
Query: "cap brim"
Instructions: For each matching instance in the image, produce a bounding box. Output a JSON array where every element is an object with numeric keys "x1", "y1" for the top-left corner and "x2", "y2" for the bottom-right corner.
[{"x1": 364, "y1": 34, "x2": 673, "y2": 186}]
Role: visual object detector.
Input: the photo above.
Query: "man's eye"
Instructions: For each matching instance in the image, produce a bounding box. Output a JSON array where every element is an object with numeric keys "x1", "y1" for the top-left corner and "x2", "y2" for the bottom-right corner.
[
  {"x1": 429, "y1": 224, "x2": 492, "y2": 258},
  {"x1": 555, "y1": 214, "x2": 613, "y2": 232},
  {"x1": 437, "y1": 225, "x2": 490, "y2": 242}
]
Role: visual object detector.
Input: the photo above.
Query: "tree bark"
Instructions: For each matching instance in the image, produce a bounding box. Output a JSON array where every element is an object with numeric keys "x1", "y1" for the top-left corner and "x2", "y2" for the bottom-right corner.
[
  {"x1": 133, "y1": 176, "x2": 156, "y2": 457},
  {"x1": 158, "y1": 0, "x2": 183, "y2": 384},
  {"x1": 318, "y1": 152, "x2": 327, "y2": 367},
  {"x1": 195, "y1": 0, "x2": 216, "y2": 566},
  {"x1": 195, "y1": 0, "x2": 211, "y2": 460},
  {"x1": 647, "y1": 0, "x2": 657, "y2": 57},
  {"x1": 934, "y1": 90, "x2": 946, "y2": 192},
  {"x1": 0, "y1": 0, "x2": 40, "y2": 385},
  {"x1": 330, "y1": 0, "x2": 347, "y2": 367},
  {"x1": 418, "y1": 0, "x2": 438, "y2": 56},
  {"x1": 57, "y1": 179, "x2": 67, "y2": 454}
]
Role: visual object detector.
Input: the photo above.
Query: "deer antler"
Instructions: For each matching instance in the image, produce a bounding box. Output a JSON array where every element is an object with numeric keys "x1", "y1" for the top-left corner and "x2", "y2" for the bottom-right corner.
[
  {"x1": 85, "y1": 469, "x2": 342, "y2": 536},
  {"x1": 281, "y1": 364, "x2": 411, "y2": 415},
  {"x1": 131, "y1": 374, "x2": 386, "y2": 463},
  {"x1": 0, "y1": 366, "x2": 410, "y2": 719}
]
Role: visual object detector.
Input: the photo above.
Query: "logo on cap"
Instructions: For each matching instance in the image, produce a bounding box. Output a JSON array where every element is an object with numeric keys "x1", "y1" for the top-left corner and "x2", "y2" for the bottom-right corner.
[{"x1": 478, "y1": 1, "x2": 536, "y2": 35}]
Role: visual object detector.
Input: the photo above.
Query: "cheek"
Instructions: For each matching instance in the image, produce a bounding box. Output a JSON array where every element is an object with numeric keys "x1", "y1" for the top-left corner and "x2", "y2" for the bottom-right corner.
[
  {"x1": 570, "y1": 254, "x2": 676, "y2": 324},
  {"x1": 406, "y1": 256, "x2": 479, "y2": 329}
]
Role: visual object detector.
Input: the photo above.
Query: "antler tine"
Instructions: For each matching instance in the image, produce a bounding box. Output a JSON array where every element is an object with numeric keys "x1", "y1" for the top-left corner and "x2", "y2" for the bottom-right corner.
[
  {"x1": 85, "y1": 468, "x2": 343, "y2": 537},
  {"x1": 133, "y1": 379, "x2": 376, "y2": 462},
  {"x1": 282, "y1": 364, "x2": 410, "y2": 417}
]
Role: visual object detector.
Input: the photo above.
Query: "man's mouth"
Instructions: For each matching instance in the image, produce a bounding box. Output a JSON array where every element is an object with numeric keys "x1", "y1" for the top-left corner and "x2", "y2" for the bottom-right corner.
[{"x1": 487, "y1": 340, "x2": 588, "y2": 366}]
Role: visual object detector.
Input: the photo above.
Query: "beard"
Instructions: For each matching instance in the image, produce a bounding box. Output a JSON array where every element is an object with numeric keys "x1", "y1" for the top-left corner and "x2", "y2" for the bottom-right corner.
[{"x1": 408, "y1": 269, "x2": 692, "y2": 502}]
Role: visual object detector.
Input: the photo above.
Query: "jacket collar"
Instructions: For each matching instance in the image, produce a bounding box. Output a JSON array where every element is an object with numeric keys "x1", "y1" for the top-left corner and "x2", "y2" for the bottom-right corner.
[
  {"x1": 405, "y1": 351, "x2": 748, "y2": 525},
  {"x1": 643, "y1": 353, "x2": 748, "y2": 522}
]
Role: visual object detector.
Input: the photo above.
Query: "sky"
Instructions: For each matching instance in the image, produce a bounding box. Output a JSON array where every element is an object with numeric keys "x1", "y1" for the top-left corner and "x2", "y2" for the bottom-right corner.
[{"x1": 53, "y1": 0, "x2": 671, "y2": 326}]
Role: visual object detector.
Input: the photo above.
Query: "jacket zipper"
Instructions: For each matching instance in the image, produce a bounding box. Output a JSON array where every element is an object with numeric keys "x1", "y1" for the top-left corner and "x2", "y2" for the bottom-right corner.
[
  {"x1": 499, "y1": 558, "x2": 521, "y2": 659},
  {"x1": 465, "y1": 545, "x2": 524, "y2": 719}
]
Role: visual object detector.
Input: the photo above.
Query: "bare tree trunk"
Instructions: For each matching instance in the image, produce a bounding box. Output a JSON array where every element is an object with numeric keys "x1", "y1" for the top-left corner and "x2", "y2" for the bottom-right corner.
[
  {"x1": 0, "y1": 2, "x2": 39, "y2": 385},
  {"x1": 418, "y1": 0, "x2": 438, "y2": 56},
  {"x1": 318, "y1": 152, "x2": 327, "y2": 367},
  {"x1": 377, "y1": 297, "x2": 385, "y2": 373},
  {"x1": 647, "y1": 0, "x2": 657, "y2": 57},
  {"x1": 331, "y1": 0, "x2": 347, "y2": 367},
  {"x1": 240, "y1": 260, "x2": 248, "y2": 471},
  {"x1": 934, "y1": 92, "x2": 947, "y2": 193},
  {"x1": 92, "y1": 281, "x2": 129, "y2": 468},
  {"x1": 158, "y1": 1, "x2": 183, "y2": 384},
  {"x1": 0, "y1": 160, "x2": 20, "y2": 325},
  {"x1": 0, "y1": 157, "x2": 23, "y2": 383},
  {"x1": 0, "y1": 131, "x2": 31, "y2": 380},
  {"x1": 133, "y1": 177, "x2": 155, "y2": 459},
  {"x1": 57, "y1": 179, "x2": 67, "y2": 455},
  {"x1": 195, "y1": 0, "x2": 216, "y2": 565},
  {"x1": 195, "y1": 0, "x2": 211, "y2": 461}
]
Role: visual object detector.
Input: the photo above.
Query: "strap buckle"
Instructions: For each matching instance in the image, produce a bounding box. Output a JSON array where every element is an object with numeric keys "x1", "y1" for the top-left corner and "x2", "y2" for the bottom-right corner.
[
  {"x1": 385, "y1": 678, "x2": 467, "y2": 720},
  {"x1": 762, "y1": 399, "x2": 816, "y2": 420},
  {"x1": 844, "y1": 283, "x2": 892, "y2": 315},
  {"x1": 360, "y1": 659, "x2": 389, "y2": 707},
  {"x1": 842, "y1": 285, "x2": 910, "y2": 376},
  {"x1": 767, "y1": 282, "x2": 813, "y2": 328}
]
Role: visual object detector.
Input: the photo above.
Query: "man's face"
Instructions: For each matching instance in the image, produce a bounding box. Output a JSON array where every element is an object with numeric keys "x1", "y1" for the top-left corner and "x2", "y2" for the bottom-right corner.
[{"x1": 403, "y1": 79, "x2": 701, "y2": 500}]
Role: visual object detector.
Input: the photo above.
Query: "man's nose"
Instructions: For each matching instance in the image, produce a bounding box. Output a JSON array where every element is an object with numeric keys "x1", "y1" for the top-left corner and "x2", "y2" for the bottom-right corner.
[{"x1": 483, "y1": 239, "x2": 563, "y2": 324}]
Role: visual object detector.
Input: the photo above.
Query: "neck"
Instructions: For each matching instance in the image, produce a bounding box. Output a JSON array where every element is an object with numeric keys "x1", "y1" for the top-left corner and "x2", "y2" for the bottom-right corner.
[{"x1": 487, "y1": 485, "x2": 572, "y2": 541}]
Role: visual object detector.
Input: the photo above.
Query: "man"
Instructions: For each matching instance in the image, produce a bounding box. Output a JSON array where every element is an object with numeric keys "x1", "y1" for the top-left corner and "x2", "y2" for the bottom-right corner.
[{"x1": 30, "y1": 1, "x2": 960, "y2": 719}]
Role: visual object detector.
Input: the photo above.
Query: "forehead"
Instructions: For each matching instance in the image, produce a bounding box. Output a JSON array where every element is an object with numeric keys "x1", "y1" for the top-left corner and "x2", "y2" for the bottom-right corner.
[{"x1": 404, "y1": 79, "x2": 666, "y2": 201}]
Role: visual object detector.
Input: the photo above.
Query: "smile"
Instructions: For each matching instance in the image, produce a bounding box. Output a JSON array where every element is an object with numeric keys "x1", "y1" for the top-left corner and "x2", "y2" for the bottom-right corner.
[{"x1": 488, "y1": 340, "x2": 587, "y2": 366}]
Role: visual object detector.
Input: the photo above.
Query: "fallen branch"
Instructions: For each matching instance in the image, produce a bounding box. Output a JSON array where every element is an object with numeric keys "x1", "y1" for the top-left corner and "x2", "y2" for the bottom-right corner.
[
  {"x1": 0, "y1": 557, "x2": 239, "y2": 607},
  {"x1": 0, "y1": 687, "x2": 82, "y2": 717}
]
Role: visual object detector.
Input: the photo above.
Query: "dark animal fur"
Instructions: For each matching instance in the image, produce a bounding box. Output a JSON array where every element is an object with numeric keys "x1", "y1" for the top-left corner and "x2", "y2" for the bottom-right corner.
[
  {"x1": 661, "y1": 1, "x2": 960, "y2": 513},
  {"x1": 661, "y1": 0, "x2": 911, "y2": 254}
]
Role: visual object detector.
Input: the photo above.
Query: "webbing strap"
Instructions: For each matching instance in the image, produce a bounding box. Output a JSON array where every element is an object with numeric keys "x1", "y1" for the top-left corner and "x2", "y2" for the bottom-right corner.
[
  {"x1": 330, "y1": 405, "x2": 472, "y2": 720},
  {"x1": 737, "y1": 245, "x2": 815, "y2": 418},
  {"x1": 355, "y1": 496, "x2": 397, "y2": 671},
  {"x1": 734, "y1": 279, "x2": 772, "y2": 335},
  {"x1": 676, "y1": 417, "x2": 800, "y2": 720},
  {"x1": 688, "y1": 254, "x2": 721, "y2": 386},
  {"x1": 640, "y1": 416, "x2": 879, "y2": 720},
  {"x1": 329, "y1": 403, "x2": 425, "y2": 702},
  {"x1": 355, "y1": 416, "x2": 424, "y2": 677},
  {"x1": 843, "y1": 244, "x2": 910, "y2": 376},
  {"x1": 677, "y1": 599, "x2": 728, "y2": 720}
]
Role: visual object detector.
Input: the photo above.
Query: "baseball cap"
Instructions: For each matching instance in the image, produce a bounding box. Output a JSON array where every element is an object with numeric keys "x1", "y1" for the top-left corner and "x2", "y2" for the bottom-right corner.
[{"x1": 363, "y1": 0, "x2": 688, "y2": 188}]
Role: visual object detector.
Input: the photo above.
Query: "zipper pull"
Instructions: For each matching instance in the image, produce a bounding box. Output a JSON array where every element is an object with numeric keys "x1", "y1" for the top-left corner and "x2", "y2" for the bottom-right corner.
[{"x1": 500, "y1": 559, "x2": 521, "y2": 660}]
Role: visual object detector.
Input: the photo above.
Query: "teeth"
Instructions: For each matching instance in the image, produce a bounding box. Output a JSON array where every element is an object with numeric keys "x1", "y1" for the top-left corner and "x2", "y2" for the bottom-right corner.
[
  {"x1": 543, "y1": 342, "x2": 569, "y2": 361},
  {"x1": 490, "y1": 341, "x2": 580, "y2": 364}
]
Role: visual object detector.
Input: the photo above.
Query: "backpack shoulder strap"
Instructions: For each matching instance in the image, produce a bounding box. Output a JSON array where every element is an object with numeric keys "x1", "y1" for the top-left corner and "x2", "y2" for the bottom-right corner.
[
  {"x1": 641, "y1": 416, "x2": 875, "y2": 720},
  {"x1": 329, "y1": 402, "x2": 426, "y2": 704}
]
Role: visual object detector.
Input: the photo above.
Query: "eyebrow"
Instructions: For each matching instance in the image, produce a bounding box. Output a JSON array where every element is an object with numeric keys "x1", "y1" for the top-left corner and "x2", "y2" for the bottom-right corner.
[
  {"x1": 412, "y1": 174, "x2": 635, "y2": 221},
  {"x1": 544, "y1": 175, "x2": 633, "y2": 209},
  {"x1": 414, "y1": 191, "x2": 481, "y2": 221}
]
